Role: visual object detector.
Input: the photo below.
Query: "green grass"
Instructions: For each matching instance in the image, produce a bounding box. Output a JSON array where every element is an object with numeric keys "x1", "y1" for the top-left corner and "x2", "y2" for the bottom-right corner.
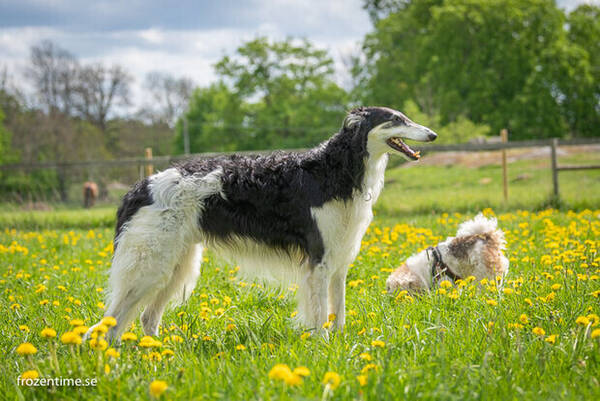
[
  {"x1": 379, "y1": 152, "x2": 600, "y2": 216},
  {"x1": 1, "y1": 210, "x2": 599, "y2": 400},
  {"x1": 0, "y1": 153, "x2": 599, "y2": 400},
  {"x1": 0, "y1": 207, "x2": 115, "y2": 230}
]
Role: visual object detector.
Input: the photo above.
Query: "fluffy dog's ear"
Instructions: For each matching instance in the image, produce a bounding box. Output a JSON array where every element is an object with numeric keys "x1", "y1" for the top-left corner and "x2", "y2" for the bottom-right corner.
[{"x1": 343, "y1": 107, "x2": 367, "y2": 131}]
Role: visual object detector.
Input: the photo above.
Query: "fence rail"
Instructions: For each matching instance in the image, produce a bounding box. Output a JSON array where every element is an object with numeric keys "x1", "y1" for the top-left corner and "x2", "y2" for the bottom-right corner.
[
  {"x1": 1, "y1": 137, "x2": 598, "y2": 203},
  {"x1": 1, "y1": 138, "x2": 599, "y2": 171}
]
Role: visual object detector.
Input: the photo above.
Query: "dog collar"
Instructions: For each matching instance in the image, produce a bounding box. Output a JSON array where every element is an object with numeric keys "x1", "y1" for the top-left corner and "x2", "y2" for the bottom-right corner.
[{"x1": 427, "y1": 246, "x2": 461, "y2": 286}]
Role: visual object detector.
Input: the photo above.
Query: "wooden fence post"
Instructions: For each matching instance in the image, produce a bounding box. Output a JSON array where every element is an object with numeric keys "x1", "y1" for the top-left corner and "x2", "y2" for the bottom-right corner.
[
  {"x1": 501, "y1": 129, "x2": 508, "y2": 201},
  {"x1": 145, "y1": 148, "x2": 153, "y2": 177},
  {"x1": 551, "y1": 138, "x2": 559, "y2": 199}
]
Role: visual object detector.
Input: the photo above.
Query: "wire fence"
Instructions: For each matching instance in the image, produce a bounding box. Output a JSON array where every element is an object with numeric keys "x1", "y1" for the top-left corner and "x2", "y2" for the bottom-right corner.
[{"x1": 0, "y1": 137, "x2": 598, "y2": 207}]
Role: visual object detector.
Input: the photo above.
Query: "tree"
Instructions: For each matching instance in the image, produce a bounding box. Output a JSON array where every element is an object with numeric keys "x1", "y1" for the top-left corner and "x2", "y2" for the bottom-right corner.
[
  {"x1": 562, "y1": 5, "x2": 600, "y2": 137},
  {"x1": 356, "y1": 0, "x2": 597, "y2": 140},
  {"x1": 211, "y1": 37, "x2": 348, "y2": 150},
  {"x1": 141, "y1": 71, "x2": 194, "y2": 127},
  {"x1": 74, "y1": 63, "x2": 132, "y2": 133},
  {"x1": 26, "y1": 40, "x2": 79, "y2": 115},
  {"x1": 0, "y1": 108, "x2": 13, "y2": 165},
  {"x1": 174, "y1": 82, "x2": 245, "y2": 153}
]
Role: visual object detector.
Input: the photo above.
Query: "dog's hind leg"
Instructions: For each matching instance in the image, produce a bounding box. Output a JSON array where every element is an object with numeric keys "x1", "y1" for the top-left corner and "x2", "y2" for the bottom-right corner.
[
  {"x1": 88, "y1": 210, "x2": 195, "y2": 342},
  {"x1": 141, "y1": 244, "x2": 203, "y2": 336}
]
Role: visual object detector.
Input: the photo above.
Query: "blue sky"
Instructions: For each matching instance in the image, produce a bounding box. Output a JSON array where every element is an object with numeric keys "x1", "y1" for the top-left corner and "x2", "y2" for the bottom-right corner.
[{"x1": 0, "y1": 0, "x2": 595, "y2": 108}]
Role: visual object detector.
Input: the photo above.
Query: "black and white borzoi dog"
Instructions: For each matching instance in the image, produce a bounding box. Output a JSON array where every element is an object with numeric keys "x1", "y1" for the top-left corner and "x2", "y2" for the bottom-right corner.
[{"x1": 88, "y1": 107, "x2": 437, "y2": 340}]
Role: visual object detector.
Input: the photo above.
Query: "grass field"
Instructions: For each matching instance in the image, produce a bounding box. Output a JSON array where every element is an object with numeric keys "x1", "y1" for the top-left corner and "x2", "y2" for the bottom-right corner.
[
  {"x1": 1, "y1": 154, "x2": 599, "y2": 400},
  {"x1": 2, "y1": 209, "x2": 599, "y2": 400}
]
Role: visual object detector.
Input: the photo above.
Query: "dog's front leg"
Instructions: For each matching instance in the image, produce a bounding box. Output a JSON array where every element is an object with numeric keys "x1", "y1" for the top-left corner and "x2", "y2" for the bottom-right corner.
[
  {"x1": 298, "y1": 263, "x2": 329, "y2": 338},
  {"x1": 328, "y1": 267, "x2": 348, "y2": 331}
]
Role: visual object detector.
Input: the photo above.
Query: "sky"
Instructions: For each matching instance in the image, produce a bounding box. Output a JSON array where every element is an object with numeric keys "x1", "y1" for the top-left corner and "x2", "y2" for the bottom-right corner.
[{"x1": 0, "y1": 0, "x2": 596, "y2": 110}]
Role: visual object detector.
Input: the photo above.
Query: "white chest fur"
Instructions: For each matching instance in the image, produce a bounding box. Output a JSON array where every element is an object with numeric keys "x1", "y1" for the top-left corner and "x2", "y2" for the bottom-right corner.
[{"x1": 311, "y1": 154, "x2": 388, "y2": 270}]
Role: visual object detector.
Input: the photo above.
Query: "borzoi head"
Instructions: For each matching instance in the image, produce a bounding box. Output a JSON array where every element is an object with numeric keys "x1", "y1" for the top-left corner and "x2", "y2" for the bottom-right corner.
[{"x1": 343, "y1": 106, "x2": 438, "y2": 160}]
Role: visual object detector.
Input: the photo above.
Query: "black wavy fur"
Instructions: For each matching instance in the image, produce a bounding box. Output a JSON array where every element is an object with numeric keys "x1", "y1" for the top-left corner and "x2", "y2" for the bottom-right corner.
[
  {"x1": 113, "y1": 107, "x2": 410, "y2": 264},
  {"x1": 114, "y1": 178, "x2": 152, "y2": 250}
]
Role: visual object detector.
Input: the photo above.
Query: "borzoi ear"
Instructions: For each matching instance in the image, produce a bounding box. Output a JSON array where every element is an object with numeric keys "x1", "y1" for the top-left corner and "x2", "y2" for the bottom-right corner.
[{"x1": 343, "y1": 107, "x2": 368, "y2": 132}]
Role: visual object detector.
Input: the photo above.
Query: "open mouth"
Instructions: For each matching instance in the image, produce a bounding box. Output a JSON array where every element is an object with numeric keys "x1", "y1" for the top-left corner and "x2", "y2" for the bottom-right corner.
[{"x1": 386, "y1": 137, "x2": 421, "y2": 160}]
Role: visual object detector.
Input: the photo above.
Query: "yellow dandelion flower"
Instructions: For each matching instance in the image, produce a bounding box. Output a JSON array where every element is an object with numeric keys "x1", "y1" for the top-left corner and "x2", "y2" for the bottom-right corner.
[
  {"x1": 72, "y1": 325, "x2": 88, "y2": 335},
  {"x1": 105, "y1": 348, "x2": 120, "y2": 358},
  {"x1": 328, "y1": 313, "x2": 336, "y2": 322},
  {"x1": 40, "y1": 327, "x2": 57, "y2": 338},
  {"x1": 284, "y1": 373, "x2": 302, "y2": 386},
  {"x1": 545, "y1": 335, "x2": 557, "y2": 344},
  {"x1": 591, "y1": 329, "x2": 600, "y2": 339},
  {"x1": 61, "y1": 331, "x2": 82, "y2": 345},
  {"x1": 269, "y1": 364, "x2": 293, "y2": 381},
  {"x1": 235, "y1": 344, "x2": 246, "y2": 351},
  {"x1": 20, "y1": 370, "x2": 39, "y2": 381},
  {"x1": 519, "y1": 314, "x2": 529, "y2": 324},
  {"x1": 322, "y1": 321, "x2": 332, "y2": 329},
  {"x1": 576, "y1": 316, "x2": 590, "y2": 326},
  {"x1": 92, "y1": 324, "x2": 108, "y2": 334},
  {"x1": 300, "y1": 332, "x2": 311, "y2": 340},
  {"x1": 361, "y1": 363, "x2": 379, "y2": 374},
  {"x1": 357, "y1": 374, "x2": 368, "y2": 386},
  {"x1": 293, "y1": 366, "x2": 310, "y2": 377},
  {"x1": 486, "y1": 299, "x2": 498, "y2": 306},
  {"x1": 121, "y1": 332, "x2": 138, "y2": 342},
  {"x1": 104, "y1": 364, "x2": 110, "y2": 374},
  {"x1": 322, "y1": 371, "x2": 341, "y2": 389},
  {"x1": 70, "y1": 319, "x2": 85, "y2": 326},
  {"x1": 101, "y1": 316, "x2": 117, "y2": 327},
  {"x1": 371, "y1": 340, "x2": 385, "y2": 348},
  {"x1": 139, "y1": 336, "x2": 162, "y2": 348},
  {"x1": 19, "y1": 325, "x2": 30, "y2": 332},
  {"x1": 16, "y1": 343, "x2": 37, "y2": 355},
  {"x1": 149, "y1": 380, "x2": 168, "y2": 398},
  {"x1": 90, "y1": 338, "x2": 108, "y2": 351},
  {"x1": 439, "y1": 280, "x2": 452, "y2": 289},
  {"x1": 359, "y1": 352, "x2": 372, "y2": 361},
  {"x1": 532, "y1": 327, "x2": 545, "y2": 336},
  {"x1": 161, "y1": 349, "x2": 175, "y2": 357}
]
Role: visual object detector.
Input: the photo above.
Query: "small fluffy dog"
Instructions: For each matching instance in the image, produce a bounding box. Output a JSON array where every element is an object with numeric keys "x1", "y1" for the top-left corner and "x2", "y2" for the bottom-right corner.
[
  {"x1": 88, "y1": 107, "x2": 437, "y2": 341},
  {"x1": 386, "y1": 214, "x2": 509, "y2": 294}
]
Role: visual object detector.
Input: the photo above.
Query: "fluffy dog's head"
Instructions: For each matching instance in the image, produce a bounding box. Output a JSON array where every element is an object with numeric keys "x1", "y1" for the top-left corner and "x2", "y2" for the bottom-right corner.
[
  {"x1": 342, "y1": 107, "x2": 438, "y2": 160},
  {"x1": 386, "y1": 214, "x2": 510, "y2": 294}
]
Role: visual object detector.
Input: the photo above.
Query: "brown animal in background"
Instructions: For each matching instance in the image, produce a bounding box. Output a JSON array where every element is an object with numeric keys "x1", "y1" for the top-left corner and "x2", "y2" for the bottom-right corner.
[{"x1": 83, "y1": 181, "x2": 99, "y2": 208}]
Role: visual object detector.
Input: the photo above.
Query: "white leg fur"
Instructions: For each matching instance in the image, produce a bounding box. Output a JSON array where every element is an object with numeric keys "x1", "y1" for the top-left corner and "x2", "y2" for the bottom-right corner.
[
  {"x1": 141, "y1": 244, "x2": 203, "y2": 336},
  {"x1": 87, "y1": 168, "x2": 222, "y2": 342}
]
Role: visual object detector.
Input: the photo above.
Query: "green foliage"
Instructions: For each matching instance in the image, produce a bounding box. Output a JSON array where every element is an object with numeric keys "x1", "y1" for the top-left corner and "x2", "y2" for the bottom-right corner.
[
  {"x1": 174, "y1": 82, "x2": 245, "y2": 153},
  {"x1": 356, "y1": 0, "x2": 600, "y2": 139},
  {"x1": 175, "y1": 38, "x2": 348, "y2": 153},
  {"x1": 0, "y1": 108, "x2": 14, "y2": 165},
  {"x1": 402, "y1": 100, "x2": 490, "y2": 144}
]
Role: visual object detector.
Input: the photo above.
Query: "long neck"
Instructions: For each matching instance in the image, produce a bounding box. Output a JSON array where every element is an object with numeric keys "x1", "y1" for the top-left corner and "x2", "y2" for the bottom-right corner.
[{"x1": 306, "y1": 129, "x2": 387, "y2": 203}]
